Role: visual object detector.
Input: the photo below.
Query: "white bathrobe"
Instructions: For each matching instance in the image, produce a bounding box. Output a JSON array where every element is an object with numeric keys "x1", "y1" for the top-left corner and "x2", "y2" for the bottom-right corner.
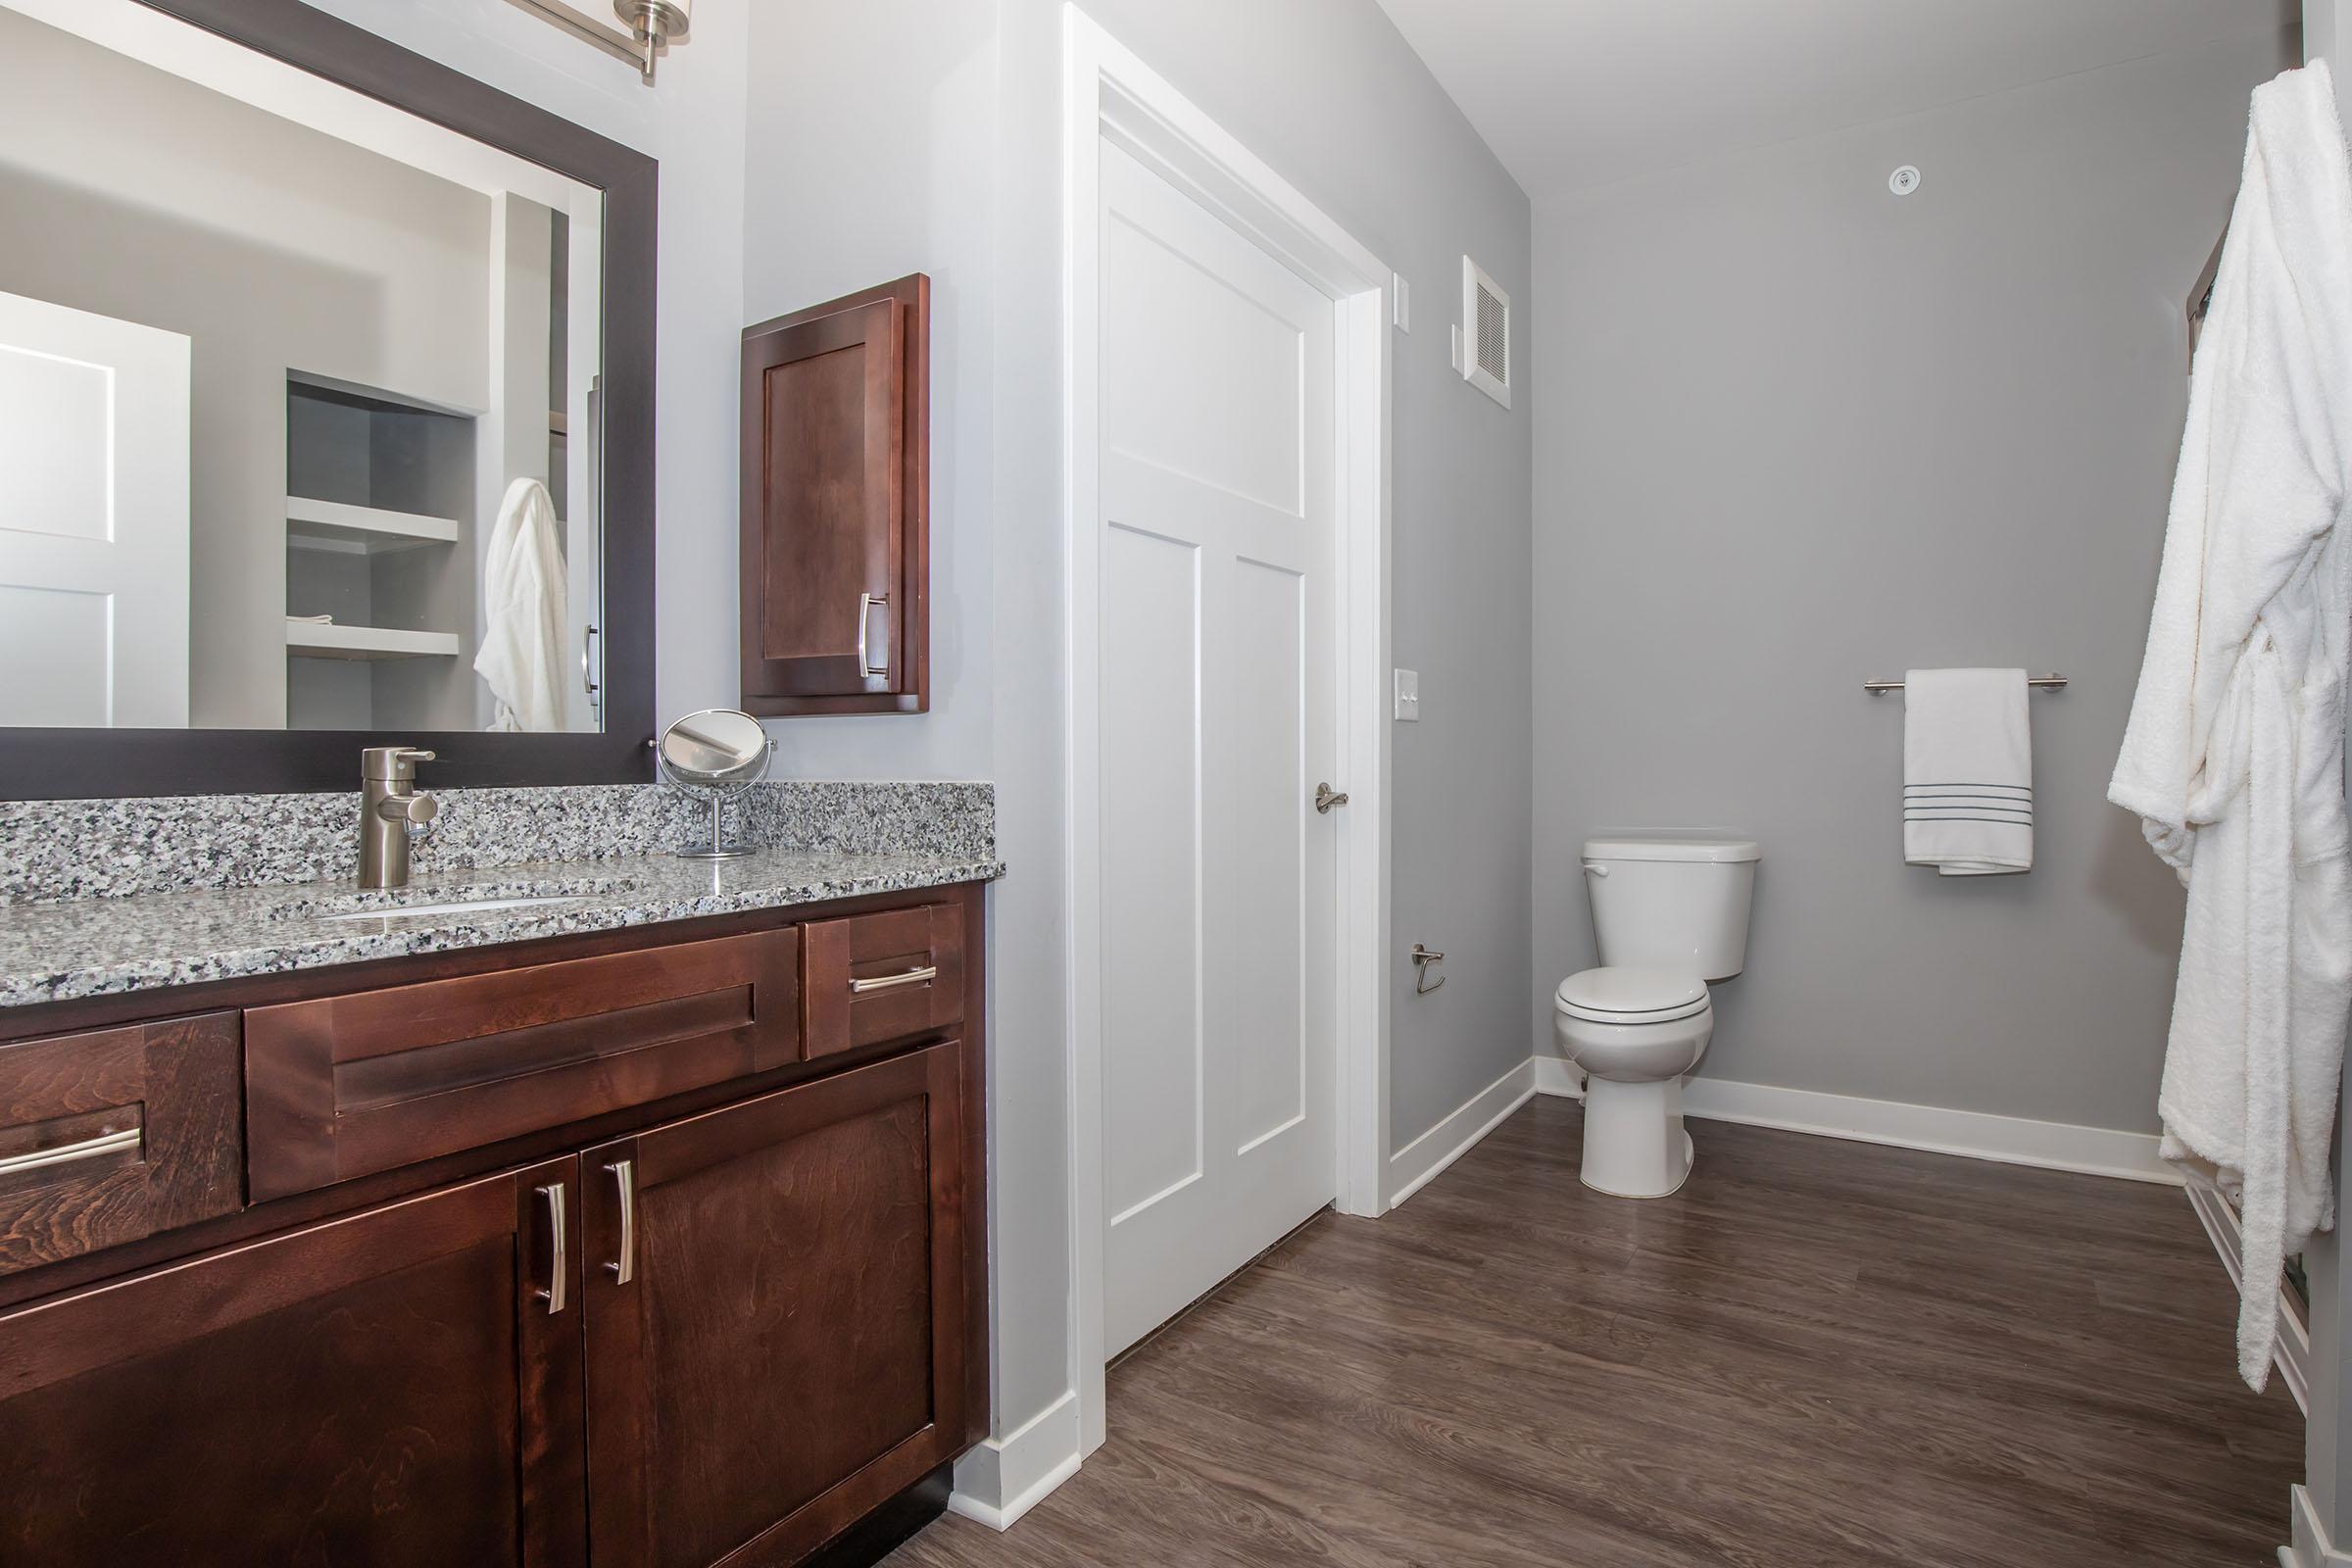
[
  {"x1": 2110, "y1": 61, "x2": 2352, "y2": 1392},
  {"x1": 475, "y1": 477, "x2": 570, "y2": 734}
]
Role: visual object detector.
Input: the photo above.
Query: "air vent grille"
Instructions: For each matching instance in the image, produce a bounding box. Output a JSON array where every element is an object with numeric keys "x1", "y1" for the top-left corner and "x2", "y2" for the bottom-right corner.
[{"x1": 1459, "y1": 256, "x2": 1510, "y2": 409}]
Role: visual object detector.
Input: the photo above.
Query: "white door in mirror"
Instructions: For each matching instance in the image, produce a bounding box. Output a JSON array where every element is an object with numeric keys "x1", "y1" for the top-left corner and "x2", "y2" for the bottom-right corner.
[{"x1": 0, "y1": 291, "x2": 190, "y2": 726}]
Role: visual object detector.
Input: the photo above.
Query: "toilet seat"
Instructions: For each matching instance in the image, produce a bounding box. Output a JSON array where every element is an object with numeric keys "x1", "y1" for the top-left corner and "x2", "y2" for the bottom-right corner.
[{"x1": 1554, "y1": 966, "x2": 1708, "y2": 1026}]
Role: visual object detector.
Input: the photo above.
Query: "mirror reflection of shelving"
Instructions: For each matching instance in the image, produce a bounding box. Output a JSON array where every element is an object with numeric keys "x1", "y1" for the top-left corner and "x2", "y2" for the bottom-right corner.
[{"x1": 284, "y1": 373, "x2": 475, "y2": 731}]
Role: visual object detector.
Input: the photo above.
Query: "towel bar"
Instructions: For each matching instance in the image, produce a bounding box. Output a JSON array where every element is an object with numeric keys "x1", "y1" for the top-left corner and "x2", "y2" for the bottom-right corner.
[{"x1": 1864, "y1": 674, "x2": 2068, "y2": 693}]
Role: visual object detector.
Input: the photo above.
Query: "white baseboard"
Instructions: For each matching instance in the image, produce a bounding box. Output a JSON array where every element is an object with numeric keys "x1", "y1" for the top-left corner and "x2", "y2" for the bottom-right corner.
[
  {"x1": 1533, "y1": 1054, "x2": 1584, "y2": 1100},
  {"x1": 1532, "y1": 1059, "x2": 2175, "y2": 1185},
  {"x1": 948, "y1": 1390, "x2": 1082, "y2": 1531},
  {"x1": 1677, "y1": 1076, "x2": 2178, "y2": 1185},
  {"x1": 2286, "y1": 1485, "x2": 2352, "y2": 1567},
  {"x1": 1386, "y1": 1059, "x2": 1535, "y2": 1210},
  {"x1": 2185, "y1": 1182, "x2": 2310, "y2": 1414}
]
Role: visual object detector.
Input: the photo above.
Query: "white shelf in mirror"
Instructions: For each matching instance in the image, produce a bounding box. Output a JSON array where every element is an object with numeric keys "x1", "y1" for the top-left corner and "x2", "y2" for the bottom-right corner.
[
  {"x1": 284, "y1": 621, "x2": 461, "y2": 661},
  {"x1": 286, "y1": 495, "x2": 461, "y2": 555}
]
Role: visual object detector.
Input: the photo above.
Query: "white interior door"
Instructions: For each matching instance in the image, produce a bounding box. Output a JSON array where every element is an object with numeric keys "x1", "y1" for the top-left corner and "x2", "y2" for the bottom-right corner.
[
  {"x1": 1097, "y1": 140, "x2": 1341, "y2": 1356},
  {"x1": 0, "y1": 290, "x2": 190, "y2": 727}
]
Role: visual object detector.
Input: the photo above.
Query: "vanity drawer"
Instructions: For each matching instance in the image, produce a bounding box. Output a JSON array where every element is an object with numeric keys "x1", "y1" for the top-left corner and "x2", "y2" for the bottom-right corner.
[
  {"x1": 0, "y1": 1013, "x2": 243, "y2": 1276},
  {"x1": 802, "y1": 903, "x2": 964, "y2": 1059},
  {"x1": 245, "y1": 928, "x2": 801, "y2": 1201}
]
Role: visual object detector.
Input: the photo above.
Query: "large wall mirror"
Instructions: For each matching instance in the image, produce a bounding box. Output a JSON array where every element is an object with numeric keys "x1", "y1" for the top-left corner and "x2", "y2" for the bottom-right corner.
[{"x1": 0, "y1": 0, "x2": 654, "y2": 797}]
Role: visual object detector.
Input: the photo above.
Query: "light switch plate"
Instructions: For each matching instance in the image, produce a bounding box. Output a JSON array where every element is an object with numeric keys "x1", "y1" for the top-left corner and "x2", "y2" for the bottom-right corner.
[{"x1": 1394, "y1": 667, "x2": 1420, "y2": 721}]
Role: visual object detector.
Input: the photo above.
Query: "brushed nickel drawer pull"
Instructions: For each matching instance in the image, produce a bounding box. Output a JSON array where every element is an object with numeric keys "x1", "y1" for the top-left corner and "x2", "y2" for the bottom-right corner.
[
  {"x1": 849, "y1": 964, "x2": 937, "y2": 996},
  {"x1": 0, "y1": 1124, "x2": 139, "y2": 1179},
  {"x1": 535, "y1": 1183, "x2": 567, "y2": 1314},
  {"x1": 606, "y1": 1159, "x2": 636, "y2": 1284}
]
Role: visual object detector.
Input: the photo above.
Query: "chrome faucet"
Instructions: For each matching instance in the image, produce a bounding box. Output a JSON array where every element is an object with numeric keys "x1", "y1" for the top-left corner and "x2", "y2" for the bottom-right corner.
[{"x1": 359, "y1": 747, "x2": 439, "y2": 889}]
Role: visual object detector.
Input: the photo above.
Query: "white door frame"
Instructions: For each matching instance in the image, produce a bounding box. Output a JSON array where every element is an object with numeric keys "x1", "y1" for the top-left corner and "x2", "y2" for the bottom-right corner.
[{"x1": 1062, "y1": 5, "x2": 1393, "y2": 1456}]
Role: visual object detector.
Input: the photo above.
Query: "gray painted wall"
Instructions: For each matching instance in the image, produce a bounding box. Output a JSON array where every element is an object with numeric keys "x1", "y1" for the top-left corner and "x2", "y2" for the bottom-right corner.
[{"x1": 1530, "y1": 27, "x2": 2291, "y2": 1133}]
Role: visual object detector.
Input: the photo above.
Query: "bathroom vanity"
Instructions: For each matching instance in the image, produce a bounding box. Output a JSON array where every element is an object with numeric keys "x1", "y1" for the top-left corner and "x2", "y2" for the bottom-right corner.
[{"x1": 0, "y1": 835, "x2": 995, "y2": 1567}]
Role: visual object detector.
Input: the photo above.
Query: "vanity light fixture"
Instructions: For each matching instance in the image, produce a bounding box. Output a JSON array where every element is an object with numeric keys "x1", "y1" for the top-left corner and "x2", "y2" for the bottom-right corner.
[{"x1": 506, "y1": 0, "x2": 690, "y2": 83}]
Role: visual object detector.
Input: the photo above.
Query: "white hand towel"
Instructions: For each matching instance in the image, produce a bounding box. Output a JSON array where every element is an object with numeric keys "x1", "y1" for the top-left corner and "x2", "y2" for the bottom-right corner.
[
  {"x1": 475, "y1": 477, "x2": 569, "y2": 734},
  {"x1": 1903, "y1": 668, "x2": 2032, "y2": 876}
]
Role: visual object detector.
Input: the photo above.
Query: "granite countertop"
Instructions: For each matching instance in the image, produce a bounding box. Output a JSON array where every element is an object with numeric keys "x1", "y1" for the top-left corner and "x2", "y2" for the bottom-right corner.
[{"x1": 0, "y1": 846, "x2": 1003, "y2": 1010}]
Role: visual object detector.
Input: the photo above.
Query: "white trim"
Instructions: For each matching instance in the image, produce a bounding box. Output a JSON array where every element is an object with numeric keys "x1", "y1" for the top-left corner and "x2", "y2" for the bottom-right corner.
[
  {"x1": 1533, "y1": 1054, "x2": 1585, "y2": 1100},
  {"x1": 1063, "y1": 4, "x2": 1393, "y2": 1463},
  {"x1": 1533, "y1": 1062, "x2": 2174, "y2": 1184},
  {"x1": 948, "y1": 1391, "x2": 1084, "y2": 1532},
  {"x1": 2185, "y1": 1181, "x2": 2310, "y2": 1414},
  {"x1": 2287, "y1": 1485, "x2": 2352, "y2": 1568},
  {"x1": 1675, "y1": 1077, "x2": 2178, "y2": 1185},
  {"x1": 1385, "y1": 1060, "x2": 1535, "y2": 1210}
]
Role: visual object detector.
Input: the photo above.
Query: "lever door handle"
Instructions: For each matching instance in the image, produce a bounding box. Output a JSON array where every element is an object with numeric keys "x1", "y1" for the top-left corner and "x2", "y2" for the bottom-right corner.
[{"x1": 1314, "y1": 782, "x2": 1349, "y2": 814}]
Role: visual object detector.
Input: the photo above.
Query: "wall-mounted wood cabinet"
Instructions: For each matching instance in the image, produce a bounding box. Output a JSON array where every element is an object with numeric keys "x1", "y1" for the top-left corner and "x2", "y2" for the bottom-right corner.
[{"x1": 741, "y1": 276, "x2": 930, "y2": 715}]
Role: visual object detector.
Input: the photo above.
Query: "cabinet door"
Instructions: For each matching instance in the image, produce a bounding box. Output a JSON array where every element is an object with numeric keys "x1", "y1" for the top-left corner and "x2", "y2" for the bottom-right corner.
[
  {"x1": 584, "y1": 1043, "x2": 970, "y2": 1568},
  {"x1": 0, "y1": 1156, "x2": 585, "y2": 1567},
  {"x1": 739, "y1": 274, "x2": 929, "y2": 715}
]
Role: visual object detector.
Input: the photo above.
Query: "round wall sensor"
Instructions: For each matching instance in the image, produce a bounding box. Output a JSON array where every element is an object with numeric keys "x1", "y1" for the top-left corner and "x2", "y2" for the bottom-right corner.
[{"x1": 1888, "y1": 165, "x2": 1922, "y2": 197}]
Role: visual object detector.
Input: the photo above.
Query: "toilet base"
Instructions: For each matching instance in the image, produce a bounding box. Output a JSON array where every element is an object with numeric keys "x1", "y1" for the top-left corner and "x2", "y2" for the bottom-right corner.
[{"x1": 1579, "y1": 1076, "x2": 1693, "y2": 1200}]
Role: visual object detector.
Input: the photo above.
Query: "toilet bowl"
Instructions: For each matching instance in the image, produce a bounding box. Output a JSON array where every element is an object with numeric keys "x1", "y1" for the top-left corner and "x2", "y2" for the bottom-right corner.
[
  {"x1": 1554, "y1": 966, "x2": 1712, "y2": 1198},
  {"x1": 1556, "y1": 831, "x2": 1759, "y2": 1200}
]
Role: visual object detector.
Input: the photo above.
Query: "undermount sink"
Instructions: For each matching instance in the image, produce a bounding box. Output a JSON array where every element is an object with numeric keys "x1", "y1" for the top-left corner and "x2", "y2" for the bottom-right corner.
[
  {"x1": 318, "y1": 894, "x2": 585, "y2": 922},
  {"x1": 268, "y1": 879, "x2": 633, "y2": 924}
]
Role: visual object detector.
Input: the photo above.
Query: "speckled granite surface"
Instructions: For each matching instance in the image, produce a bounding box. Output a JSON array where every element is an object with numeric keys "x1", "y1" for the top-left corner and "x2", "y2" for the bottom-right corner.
[
  {"x1": 0, "y1": 845, "x2": 1003, "y2": 1009},
  {"x1": 0, "y1": 782, "x2": 995, "y2": 904}
]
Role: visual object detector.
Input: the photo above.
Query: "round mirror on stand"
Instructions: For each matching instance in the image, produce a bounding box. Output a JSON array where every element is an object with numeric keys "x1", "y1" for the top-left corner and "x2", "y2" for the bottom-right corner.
[{"x1": 654, "y1": 709, "x2": 772, "y2": 859}]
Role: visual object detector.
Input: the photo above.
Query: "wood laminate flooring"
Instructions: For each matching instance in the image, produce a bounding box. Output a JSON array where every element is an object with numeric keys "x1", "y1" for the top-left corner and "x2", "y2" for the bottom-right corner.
[{"x1": 887, "y1": 1097, "x2": 2300, "y2": 1567}]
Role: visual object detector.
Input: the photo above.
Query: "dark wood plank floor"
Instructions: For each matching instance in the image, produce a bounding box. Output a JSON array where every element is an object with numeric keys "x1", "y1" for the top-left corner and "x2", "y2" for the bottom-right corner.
[{"x1": 888, "y1": 1098, "x2": 2301, "y2": 1567}]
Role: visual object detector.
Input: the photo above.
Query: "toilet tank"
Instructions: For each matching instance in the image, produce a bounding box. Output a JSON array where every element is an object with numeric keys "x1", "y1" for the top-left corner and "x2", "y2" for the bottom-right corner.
[{"x1": 1583, "y1": 831, "x2": 1760, "y2": 980}]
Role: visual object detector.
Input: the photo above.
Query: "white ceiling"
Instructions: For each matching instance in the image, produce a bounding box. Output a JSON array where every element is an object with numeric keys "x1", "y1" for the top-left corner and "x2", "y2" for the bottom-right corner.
[{"x1": 1373, "y1": 0, "x2": 2297, "y2": 201}]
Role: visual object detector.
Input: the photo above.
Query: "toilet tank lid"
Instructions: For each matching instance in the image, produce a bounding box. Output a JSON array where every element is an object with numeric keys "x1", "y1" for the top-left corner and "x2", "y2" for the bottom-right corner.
[{"x1": 1583, "y1": 830, "x2": 1761, "y2": 864}]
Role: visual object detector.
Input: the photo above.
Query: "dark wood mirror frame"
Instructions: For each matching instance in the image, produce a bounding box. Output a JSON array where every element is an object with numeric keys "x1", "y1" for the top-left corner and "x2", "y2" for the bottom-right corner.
[{"x1": 0, "y1": 0, "x2": 657, "y2": 800}]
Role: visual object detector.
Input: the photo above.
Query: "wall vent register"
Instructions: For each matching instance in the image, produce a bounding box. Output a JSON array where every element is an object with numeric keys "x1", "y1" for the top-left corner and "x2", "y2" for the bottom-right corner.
[{"x1": 1456, "y1": 255, "x2": 1511, "y2": 409}]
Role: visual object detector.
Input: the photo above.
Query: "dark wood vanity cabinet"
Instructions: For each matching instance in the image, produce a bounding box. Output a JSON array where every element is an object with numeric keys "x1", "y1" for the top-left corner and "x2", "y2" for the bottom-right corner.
[
  {"x1": 584, "y1": 1043, "x2": 972, "y2": 1568},
  {"x1": 0, "y1": 884, "x2": 987, "y2": 1568},
  {"x1": 741, "y1": 275, "x2": 930, "y2": 716},
  {"x1": 0, "y1": 1155, "x2": 587, "y2": 1565}
]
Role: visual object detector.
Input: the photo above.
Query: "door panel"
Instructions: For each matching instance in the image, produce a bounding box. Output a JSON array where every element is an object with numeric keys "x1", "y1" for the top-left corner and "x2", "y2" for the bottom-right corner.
[
  {"x1": 0, "y1": 289, "x2": 190, "y2": 727},
  {"x1": 1097, "y1": 141, "x2": 1340, "y2": 1356},
  {"x1": 584, "y1": 1043, "x2": 968, "y2": 1568},
  {"x1": 0, "y1": 1156, "x2": 582, "y2": 1566}
]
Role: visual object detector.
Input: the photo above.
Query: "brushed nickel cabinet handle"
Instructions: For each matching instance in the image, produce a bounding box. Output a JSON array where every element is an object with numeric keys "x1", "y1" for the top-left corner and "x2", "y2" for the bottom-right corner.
[
  {"x1": 605, "y1": 1159, "x2": 636, "y2": 1284},
  {"x1": 0, "y1": 1124, "x2": 139, "y2": 1179},
  {"x1": 535, "y1": 1183, "x2": 567, "y2": 1315},
  {"x1": 858, "y1": 593, "x2": 890, "y2": 680},
  {"x1": 849, "y1": 964, "x2": 937, "y2": 996}
]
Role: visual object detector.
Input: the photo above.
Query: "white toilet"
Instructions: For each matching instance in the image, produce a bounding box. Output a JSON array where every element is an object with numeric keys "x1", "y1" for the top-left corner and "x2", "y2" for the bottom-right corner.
[{"x1": 1554, "y1": 831, "x2": 1760, "y2": 1199}]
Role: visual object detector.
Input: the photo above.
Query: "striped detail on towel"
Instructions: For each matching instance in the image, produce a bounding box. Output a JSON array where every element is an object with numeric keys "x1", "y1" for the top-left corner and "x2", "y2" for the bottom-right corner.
[{"x1": 1903, "y1": 783, "x2": 2033, "y2": 825}]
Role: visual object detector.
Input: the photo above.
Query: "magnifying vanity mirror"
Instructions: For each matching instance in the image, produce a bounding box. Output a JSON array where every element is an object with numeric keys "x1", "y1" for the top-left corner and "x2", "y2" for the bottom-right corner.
[
  {"x1": 0, "y1": 0, "x2": 655, "y2": 797},
  {"x1": 654, "y1": 709, "x2": 772, "y2": 860}
]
